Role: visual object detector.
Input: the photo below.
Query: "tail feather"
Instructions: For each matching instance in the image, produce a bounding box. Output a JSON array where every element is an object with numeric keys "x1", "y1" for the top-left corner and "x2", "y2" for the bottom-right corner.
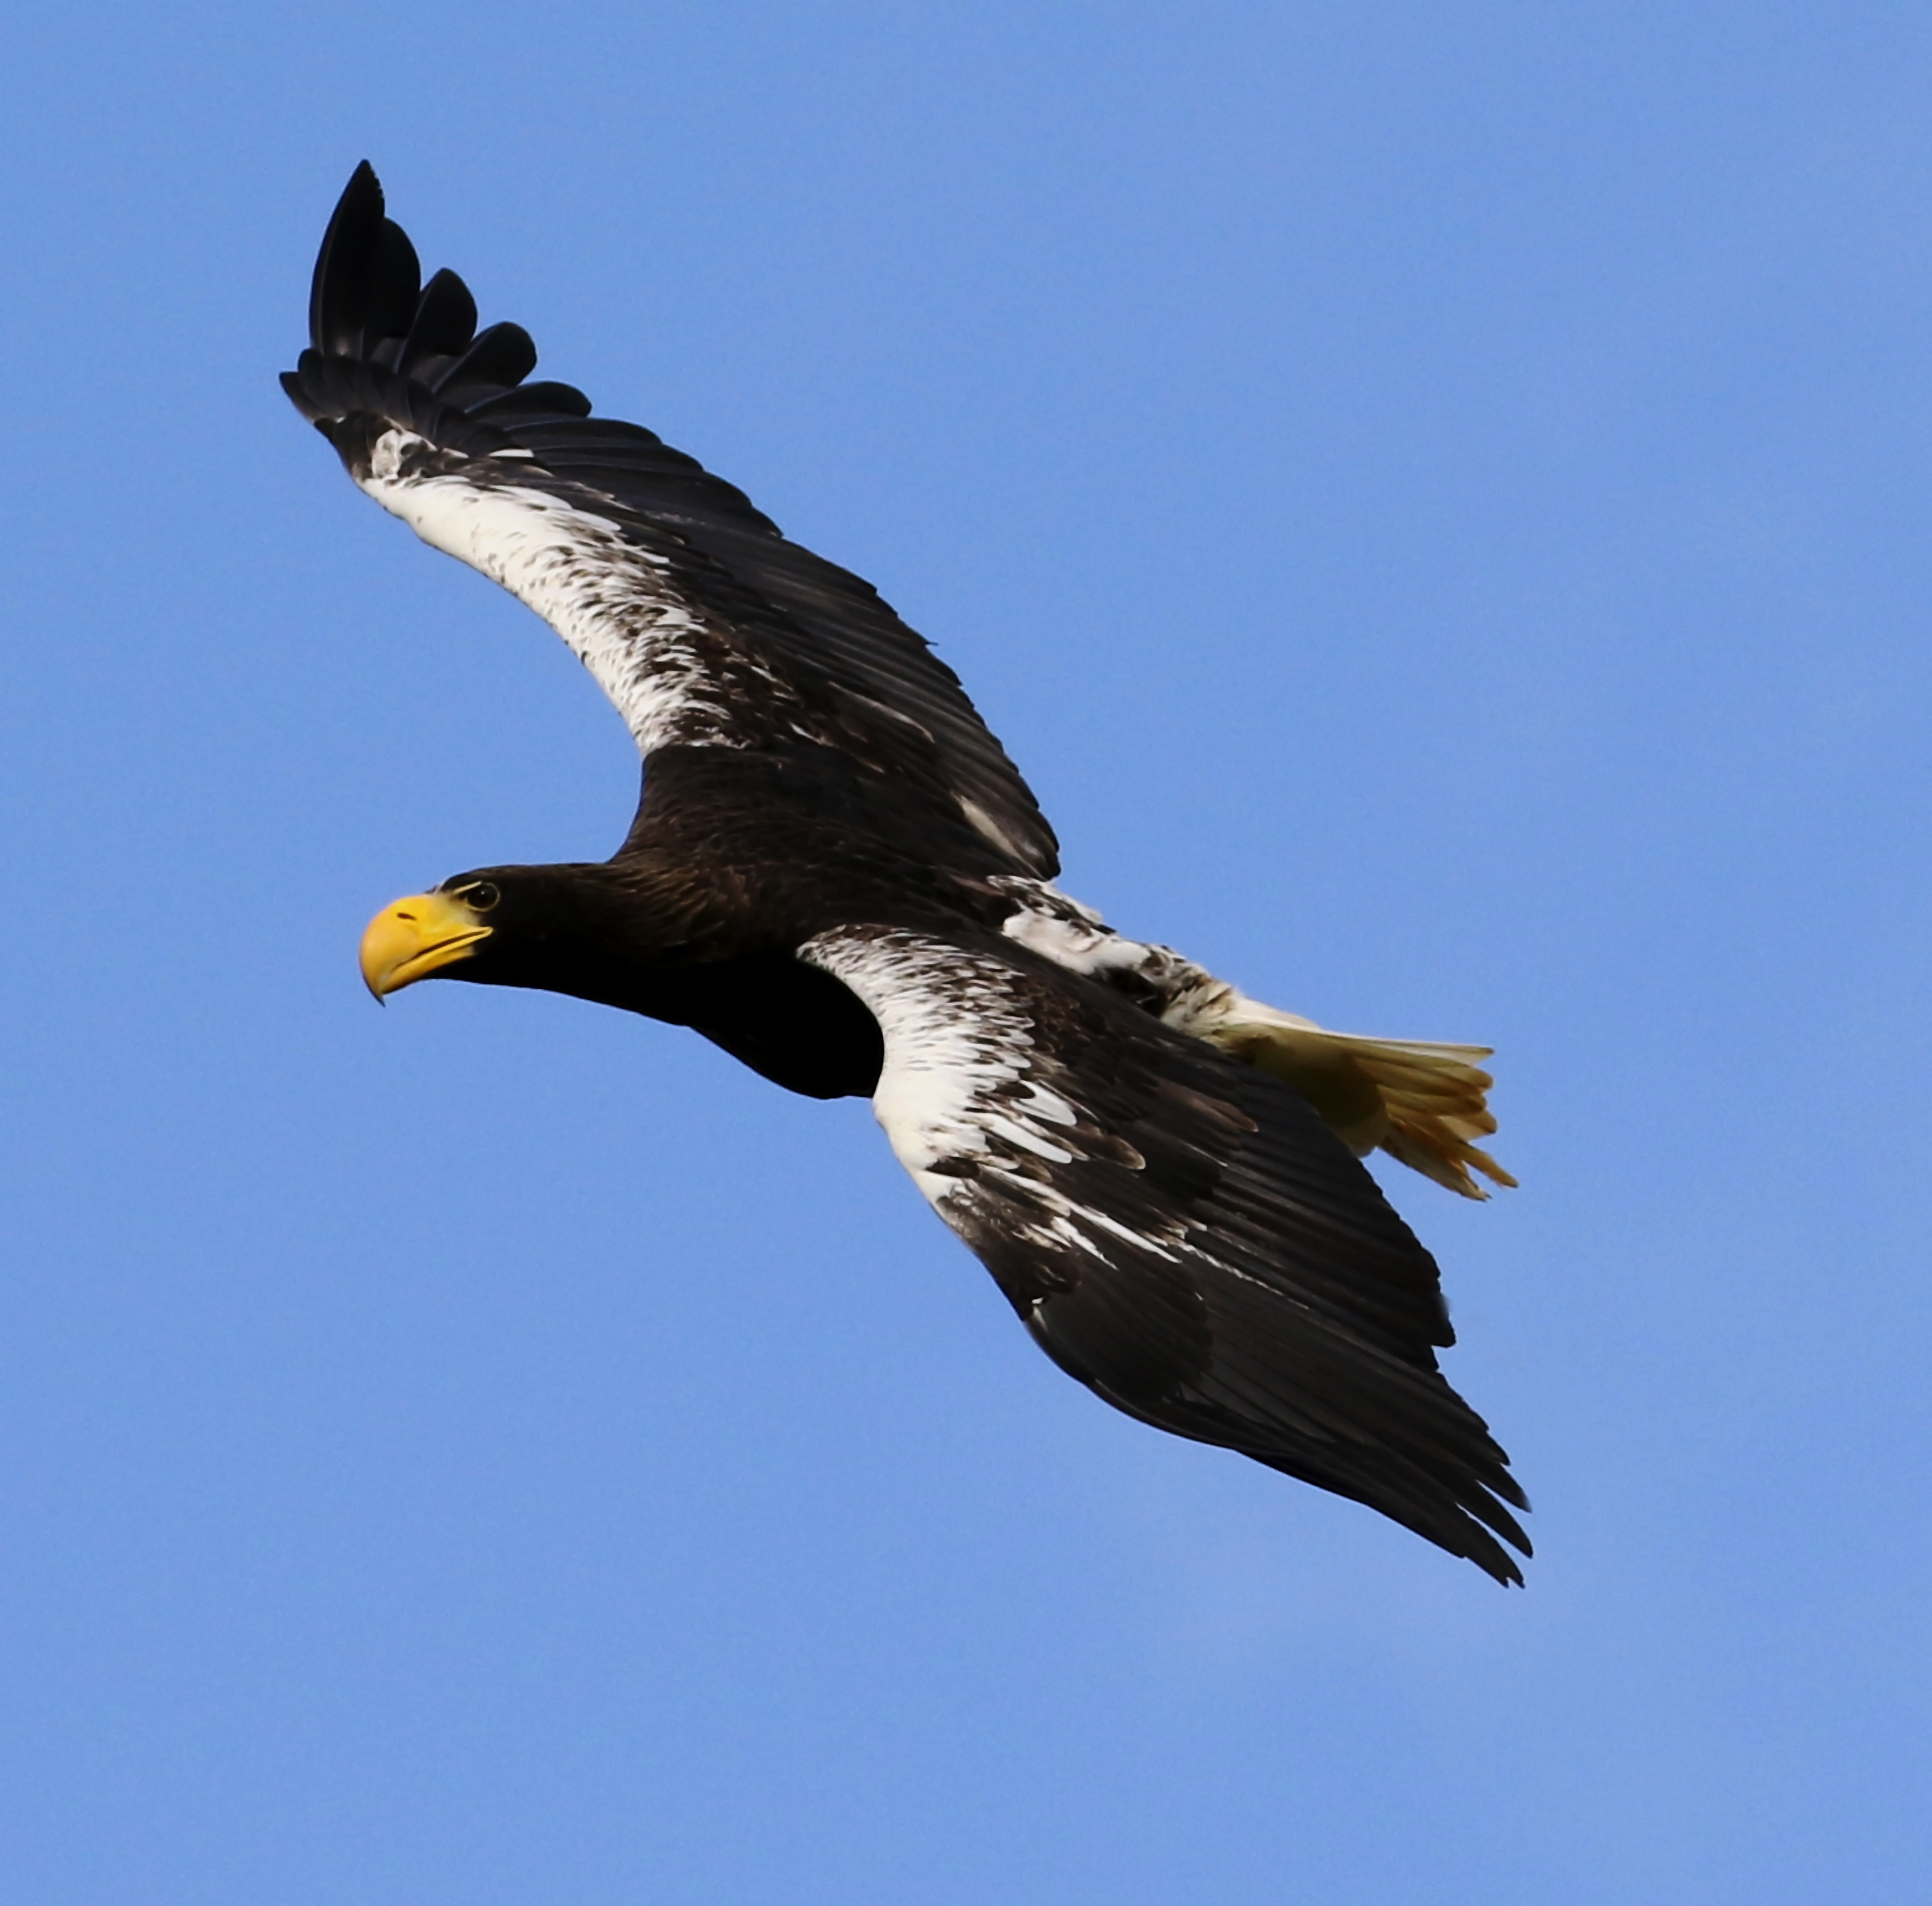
[
  {"x1": 984, "y1": 881, "x2": 1516, "y2": 1201},
  {"x1": 1198, "y1": 1007, "x2": 1517, "y2": 1201}
]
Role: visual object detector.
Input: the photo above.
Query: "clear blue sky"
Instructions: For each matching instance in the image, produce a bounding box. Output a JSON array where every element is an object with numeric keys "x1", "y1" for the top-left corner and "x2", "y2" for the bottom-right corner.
[{"x1": 3, "y1": 4, "x2": 1928, "y2": 1900}]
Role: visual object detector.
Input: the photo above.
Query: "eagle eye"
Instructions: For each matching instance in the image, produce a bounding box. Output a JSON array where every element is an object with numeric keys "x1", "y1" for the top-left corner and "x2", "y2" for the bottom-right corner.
[{"x1": 464, "y1": 882, "x2": 501, "y2": 912}]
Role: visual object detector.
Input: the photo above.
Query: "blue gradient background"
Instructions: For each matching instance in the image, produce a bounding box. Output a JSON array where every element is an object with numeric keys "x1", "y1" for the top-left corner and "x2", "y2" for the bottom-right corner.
[{"x1": 3, "y1": 4, "x2": 1928, "y2": 1900}]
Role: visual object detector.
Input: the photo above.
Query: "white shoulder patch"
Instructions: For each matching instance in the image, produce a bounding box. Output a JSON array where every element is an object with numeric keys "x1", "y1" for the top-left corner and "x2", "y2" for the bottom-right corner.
[
  {"x1": 801, "y1": 926, "x2": 1179, "y2": 1269},
  {"x1": 801, "y1": 927, "x2": 1065, "y2": 1200},
  {"x1": 988, "y1": 875, "x2": 1223, "y2": 1006}
]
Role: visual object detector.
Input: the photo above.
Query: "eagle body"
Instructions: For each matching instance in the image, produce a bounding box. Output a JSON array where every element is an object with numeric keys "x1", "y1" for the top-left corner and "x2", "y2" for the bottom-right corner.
[{"x1": 288, "y1": 165, "x2": 1531, "y2": 1583}]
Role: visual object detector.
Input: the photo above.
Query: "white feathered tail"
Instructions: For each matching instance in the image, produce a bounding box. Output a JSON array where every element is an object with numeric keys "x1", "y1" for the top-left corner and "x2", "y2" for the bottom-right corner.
[
  {"x1": 1188, "y1": 1003, "x2": 1514, "y2": 1200},
  {"x1": 995, "y1": 879, "x2": 1516, "y2": 1201}
]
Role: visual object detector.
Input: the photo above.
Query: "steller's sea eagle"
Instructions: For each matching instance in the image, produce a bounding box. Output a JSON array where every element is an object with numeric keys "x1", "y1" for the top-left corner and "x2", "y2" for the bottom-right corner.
[{"x1": 283, "y1": 164, "x2": 1529, "y2": 1583}]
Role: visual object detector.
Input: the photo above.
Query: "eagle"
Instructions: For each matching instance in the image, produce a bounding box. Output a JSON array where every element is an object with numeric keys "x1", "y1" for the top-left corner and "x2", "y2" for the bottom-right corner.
[{"x1": 283, "y1": 163, "x2": 1529, "y2": 1583}]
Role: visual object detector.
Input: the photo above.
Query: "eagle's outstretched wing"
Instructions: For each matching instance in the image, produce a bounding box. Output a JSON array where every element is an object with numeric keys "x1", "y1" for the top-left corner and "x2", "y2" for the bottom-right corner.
[
  {"x1": 803, "y1": 925, "x2": 1530, "y2": 1583},
  {"x1": 282, "y1": 163, "x2": 1059, "y2": 879}
]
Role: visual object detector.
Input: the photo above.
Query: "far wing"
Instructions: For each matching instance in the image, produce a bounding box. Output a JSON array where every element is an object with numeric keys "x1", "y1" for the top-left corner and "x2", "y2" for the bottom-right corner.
[
  {"x1": 282, "y1": 163, "x2": 1058, "y2": 879},
  {"x1": 802, "y1": 925, "x2": 1530, "y2": 1583}
]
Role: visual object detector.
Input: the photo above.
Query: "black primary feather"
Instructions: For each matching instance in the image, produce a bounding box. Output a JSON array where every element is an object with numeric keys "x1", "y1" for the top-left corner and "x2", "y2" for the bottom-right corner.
[{"x1": 399, "y1": 266, "x2": 479, "y2": 375}]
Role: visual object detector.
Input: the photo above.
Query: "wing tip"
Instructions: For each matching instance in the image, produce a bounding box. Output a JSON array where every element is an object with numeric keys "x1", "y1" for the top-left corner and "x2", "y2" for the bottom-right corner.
[
  {"x1": 287, "y1": 166, "x2": 547, "y2": 455},
  {"x1": 308, "y1": 160, "x2": 387, "y2": 356}
]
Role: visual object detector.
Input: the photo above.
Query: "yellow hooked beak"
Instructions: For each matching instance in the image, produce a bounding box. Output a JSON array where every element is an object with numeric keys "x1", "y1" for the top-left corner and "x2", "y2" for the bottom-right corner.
[{"x1": 359, "y1": 890, "x2": 494, "y2": 1000}]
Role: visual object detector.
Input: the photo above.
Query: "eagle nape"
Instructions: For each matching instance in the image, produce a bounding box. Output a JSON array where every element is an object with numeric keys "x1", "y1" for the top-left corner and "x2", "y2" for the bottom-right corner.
[{"x1": 293, "y1": 161, "x2": 1530, "y2": 1585}]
